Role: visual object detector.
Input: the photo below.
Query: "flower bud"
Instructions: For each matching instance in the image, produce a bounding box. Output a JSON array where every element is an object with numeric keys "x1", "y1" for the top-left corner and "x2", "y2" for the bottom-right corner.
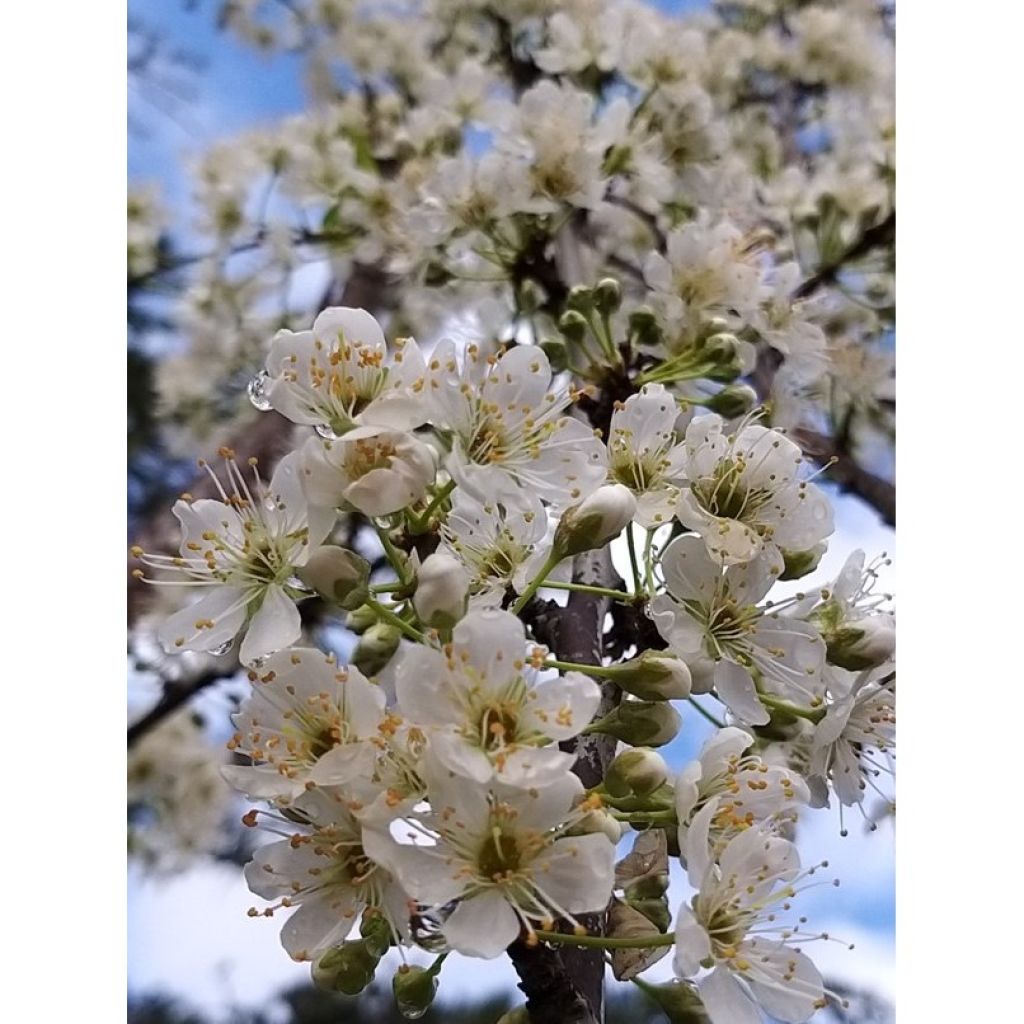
[
  {"x1": 558, "y1": 309, "x2": 590, "y2": 343},
  {"x1": 610, "y1": 651, "x2": 691, "y2": 701},
  {"x1": 632, "y1": 979, "x2": 711, "y2": 1023},
  {"x1": 540, "y1": 338, "x2": 569, "y2": 374},
  {"x1": 825, "y1": 614, "x2": 896, "y2": 671},
  {"x1": 413, "y1": 552, "x2": 470, "y2": 630},
  {"x1": 704, "y1": 384, "x2": 758, "y2": 420},
  {"x1": 553, "y1": 485, "x2": 636, "y2": 557},
  {"x1": 566, "y1": 284, "x2": 594, "y2": 313},
  {"x1": 345, "y1": 603, "x2": 378, "y2": 634},
  {"x1": 312, "y1": 939, "x2": 381, "y2": 995},
  {"x1": 352, "y1": 621, "x2": 402, "y2": 676},
  {"x1": 780, "y1": 543, "x2": 827, "y2": 581},
  {"x1": 392, "y1": 964, "x2": 439, "y2": 1019},
  {"x1": 702, "y1": 331, "x2": 739, "y2": 362},
  {"x1": 589, "y1": 700, "x2": 681, "y2": 747},
  {"x1": 567, "y1": 806, "x2": 623, "y2": 844},
  {"x1": 594, "y1": 277, "x2": 623, "y2": 315},
  {"x1": 605, "y1": 748, "x2": 669, "y2": 798},
  {"x1": 495, "y1": 1008, "x2": 530, "y2": 1024},
  {"x1": 629, "y1": 307, "x2": 663, "y2": 347},
  {"x1": 297, "y1": 546, "x2": 370, "y2": 610}
]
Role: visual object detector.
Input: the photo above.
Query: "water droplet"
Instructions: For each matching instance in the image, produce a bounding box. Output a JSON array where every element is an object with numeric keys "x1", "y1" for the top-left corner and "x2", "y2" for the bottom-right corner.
[
  {"x1": 210, "y1": 639, "x2": 234, "y2": 656},
  {"x1": 286, "y1": 575, "x2": 312, "y2": 595},
  {"x1": 397, "y1": 1005, "x2": 429, "y2": 1021},
  {"x1": 248, "y1": 371, "x2": 272, "y2": 411},
  {"x1": 315, "y1": 422, "x2": 344, "y2": 440}
]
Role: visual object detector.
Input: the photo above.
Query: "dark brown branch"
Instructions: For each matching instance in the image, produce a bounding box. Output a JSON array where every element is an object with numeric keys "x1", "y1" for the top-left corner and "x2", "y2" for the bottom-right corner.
[
  {"x1": 793, "y1": 211, "x2": 895, "y2": 300},
  {"x1": 127, "y1": 668, "x2": 229, "y2": 747},
  {"x1": 794, "y1": 428, "x2": 896, "y2": 526}
]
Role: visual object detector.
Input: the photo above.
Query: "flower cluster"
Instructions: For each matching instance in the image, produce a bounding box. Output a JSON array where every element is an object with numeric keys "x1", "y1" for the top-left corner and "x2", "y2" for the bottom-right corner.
[
  {"x1": 128, "y1": 1, "x2": 895, "y2": 1018},
  {"x1": 132, "y1": 294, "x2": 894, "y2": 1021}
]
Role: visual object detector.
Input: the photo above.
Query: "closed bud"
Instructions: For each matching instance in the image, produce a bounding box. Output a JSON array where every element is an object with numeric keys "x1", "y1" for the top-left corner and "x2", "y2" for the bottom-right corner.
[
  {"x1": 540, "y1": 338, "x2": 569, "y2": 374},
  {"x1": 702, "y1": 331, "x2": 739, "y2": 361},
  {"x1": 625, "y1": 896, "x2": 672, "y2": 932},
  {"x1": 352, "y1": 621, "x2": 402, "y2": 675},
  {"x1": 566, "y1": 284, "x2": 594, "y2": 313},
  {"x1": 605, "y1": 748, "x2": 669, "y2": 798},
  {"x1": 610, "y1": 651, "x2": 691, "y2": 701},
  {"x1": 629, "y1": 307, "x2": 663, "y2": 347},
  {"x1": 360, "y1": 911, "x2": 392, "y2": 957},
  {"x1": 704, "y1": 384, "x2": 758, "y2": 420},
  {"x1": 589, "y1": 700, "x2": 681, "y2": 747},
  {"x1": 825, "y1": 614, "x2": 896, "y2": 671},
  {"x1": 312, "y1": 939, "x2": 381, "y2": 995},
  {"x1": 780, "y1": 543, "x2": 827, "y2": 581},
  {"x1": 392, "y1": 964, "x2": 439, "y2": 1019},
  {"x1": 553, "y1": 485, "x2": 636, "y2": 557},
  {"x1": 345, "y1": 603, "x2": 378, "y2": 635},
  {"x1": 567, "y1": 806, "x2": 623, "y2": 844},
  {"x1": 594, "y1": 277, "x2": 623, "y2": 315},
  {"x1": 632, "y1": 979, "x2": 711, "y2": 1023},
  {"x1": 495, "y1": 1008, "x2": 530, "y2": 1024},
  {"x1": 297, "y1": 545, "x2": 370, "y2": 610},
  {"x1": 413, "y1": 552, "x2": 470, "y2": 630},
  {"x1": 558, "y1": 308, "x2": 589, "y2": 343}
]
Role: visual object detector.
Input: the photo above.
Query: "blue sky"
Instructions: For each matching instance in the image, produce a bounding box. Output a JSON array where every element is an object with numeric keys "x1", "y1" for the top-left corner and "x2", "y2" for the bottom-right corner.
[{"x1": 128, "y1": 1, "x2": 895, "y2": 1014}]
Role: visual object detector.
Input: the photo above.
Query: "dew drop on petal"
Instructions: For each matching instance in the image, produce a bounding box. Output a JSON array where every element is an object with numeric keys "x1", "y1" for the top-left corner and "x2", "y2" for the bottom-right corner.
[
  {"x1": 248, "y1": 371, "x2": 272, "y2": 411},
  {"x1": 210, "y1": 639, "x2": 234, "y2": 656},
  {"x1": 315, "y1": 422, "x2": 344, "y2": 440}
]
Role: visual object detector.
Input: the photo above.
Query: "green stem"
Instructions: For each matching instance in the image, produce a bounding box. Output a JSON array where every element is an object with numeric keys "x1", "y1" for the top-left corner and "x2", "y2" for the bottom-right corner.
[
  {"x1": 510, "y1": 550, "x2": 565, "y2": 615},
  {"x1": 609, "y1": 810, "x2": 677, "y2": 825},
  {"x1": 533, "y1": 930, "x2": 674, "y2": 951},
  {"x1": 687, "y1": 697, "x2": 726, "y2": 730},
  {"x1": 544, "y1": 658, "x2": 622, "y2": 678},
  {"x1": 626, "y1": 525, "x2": 643, "y2": 596},
  {"x1": 375, "y1": 526, "x2": 412, "y2": 586},
  {"x1": 534, "y1": 580, "x2": 634, "y2": 602},
  {"x1": 643, "y1": 529, "x2": 656, "y2": 595},
  {"x1": 363, "y1": 596, "x2": 425, "y2": 642},
  {"x1": 409, "y1": 479, "x2": 456, "y2": 533},
  {"x1": 370, "y1": 582, "x2": 403, "y2": 594},
  {"x1": 758, "y1": 693, "x2": 825, "y2": 723}
]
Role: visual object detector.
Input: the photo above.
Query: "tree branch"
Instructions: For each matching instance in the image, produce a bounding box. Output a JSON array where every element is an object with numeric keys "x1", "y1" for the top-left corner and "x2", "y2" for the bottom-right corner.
[{"x1": 127, "y1": 668, "x2": 230, "y2": 747}]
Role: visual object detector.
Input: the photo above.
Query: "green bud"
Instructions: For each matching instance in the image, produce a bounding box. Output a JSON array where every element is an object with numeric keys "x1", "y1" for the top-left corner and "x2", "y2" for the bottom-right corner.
[
  {"x1": 701, "y1": 331, "x2": 740, "y2": 363},
  {"x1": 360, "y1": 911, "x2": 393, "y2": 957},
  {"x1": 392, "y1": 964, "x2": 439, "y2": 1019},
  {"x1": 567, "y1": 806, "x2": 624, "y2": 844},
  {"x1": 605, "y1": 748, "x2": 669, "y2": 798},
  {"x1": 566, "y1": 284, "x2": 594, "y2": 313},
  {"x1": 704, "y1": 384, "x2": 758, "y2": 420},
  {"x1": 610, "y1": 651, "x2": 692, "y2": 701},
  {"x1": 589, "y1": 700, "x2": 681, "y2": 747},
  {"x1": 495, "y1": 1008, "x2": 530, "y2": 1024},
  {"x1": 825, "y1": 617, "x2": 896, "y2": 671},
  {"x1": 345, "y1": 603, "x2": 378, "y2": 635},
  {"x1": 312, "y1": 939, "x2": 381, "y2": 995},
  {"x1": 553, "y1": 484, "x2": 637, "y2": 557},
  {"x1": 352, "y1": 621, "x2": 402, "y2": 675},
  {"x1": 593, "y1": 277, "x2": 623, "y2": 315},
  {"x1": 624, "y1": 871, "x2": 670, "y2": 900},
  {"x1": 632, "y1": 978, "x2": 711, "y2": 1023},
  {"x1": 625, "y1": 896, "x2": 672, "y2": 932},
  {"x1": 628, "y1": 307, "x2": 663, "y2": 347},
  {"x1": 780, "y1": 544, "x2": 827, "y2": 581},
  {"x1": 540, "y1": 337, "x2": 569, "y2": 374},
  {"x1": 297, "y1": 545, "x2": 370, "y2": 610},
  {"x1": 558, "y1": 308, "x2": 590, "y2": 343}
]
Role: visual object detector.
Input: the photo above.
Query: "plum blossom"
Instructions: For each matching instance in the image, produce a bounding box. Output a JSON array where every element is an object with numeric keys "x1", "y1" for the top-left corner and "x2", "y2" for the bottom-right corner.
[
  {"x1": 262, "y1": 307, "x2": 427, "y2": 435},
  {"x1": 134, "y1": 450, "x2": 333, "y2": 665},
  {"x1": 677, "y1": 414, "x2": 834, "y2": 567},
  {"x1": 426, "y1": 341, "x2": 607, "y2": 509},
  {"x1": 222, "y1": 647, "x2": 387, "y2": 804},
  {"x1": 393, "y1": 608, "x2": 601, "y2": 787},
  {"x1": 364, "y1": 766, "x2": 615, "y2": 958},
  {"x1": 650, "y1": 535, "x2": 826, "y2": 724}
]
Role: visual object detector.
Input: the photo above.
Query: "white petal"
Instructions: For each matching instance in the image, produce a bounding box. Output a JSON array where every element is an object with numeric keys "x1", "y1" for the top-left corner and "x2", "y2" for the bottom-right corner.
[
  {"x1": 442, "y1": 889, "x2": 521, "y2": 958},
  {"x1": 534, "y1": 834, "x2": 615, "y2": 914},
  {"x1": 281, "y1": 891, "x2": 359, "y2": 961},
  {"x1": 715, "y1": 661, "x2": 769, "y2": 726},
  {"x1": 523, "y1": 673, "x2": 601, "y2": 741},
  {"x1": 672, "y1": 905, "x2": 712, "y2": 978},
  {"x1": 746, "y1": 945, "x2": 823, "y2": 1023},
  {"x1": 240, "y1": 586, "x2": 301, "y2": 665},
  {"x1": 157, "y1": 585, "x2": 248, "y2": 655},
  {"x1": 699, "y1": 967, "x2": 762, "y2": 1024}
]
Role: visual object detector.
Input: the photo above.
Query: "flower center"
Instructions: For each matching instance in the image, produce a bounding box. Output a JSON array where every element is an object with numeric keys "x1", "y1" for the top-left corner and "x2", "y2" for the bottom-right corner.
[{"x1": 477, "y1": 828, "x2": 522, "y2": 881}]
